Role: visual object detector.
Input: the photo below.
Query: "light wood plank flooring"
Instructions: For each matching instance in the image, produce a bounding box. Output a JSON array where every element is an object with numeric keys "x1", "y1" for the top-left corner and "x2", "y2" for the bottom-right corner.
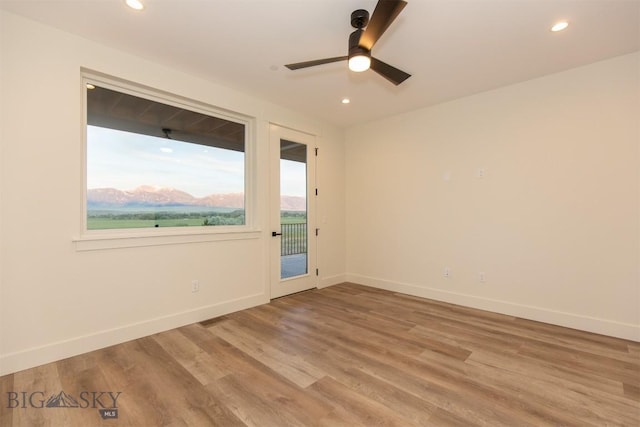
[{"x1": 1, "y1": 283, "x2": 639, "y2": 426}]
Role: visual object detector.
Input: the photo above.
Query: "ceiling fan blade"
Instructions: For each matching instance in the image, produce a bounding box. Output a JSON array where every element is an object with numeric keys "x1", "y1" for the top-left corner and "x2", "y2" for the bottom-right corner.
[
  {"x1": 359, "y1": 0, "x2": 407, "y2": 51},
  {"x1": 370, "y1": 57, "x2": 411, "y2": 85},
  {"x1": 285, "y1": 56, "x2": 348, "y2": 70}
]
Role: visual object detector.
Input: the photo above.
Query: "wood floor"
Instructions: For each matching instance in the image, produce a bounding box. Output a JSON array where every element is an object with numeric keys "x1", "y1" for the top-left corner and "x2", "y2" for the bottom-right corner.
[{"x1": 1, "y1": 282, "x2": 639, "y2": 426}]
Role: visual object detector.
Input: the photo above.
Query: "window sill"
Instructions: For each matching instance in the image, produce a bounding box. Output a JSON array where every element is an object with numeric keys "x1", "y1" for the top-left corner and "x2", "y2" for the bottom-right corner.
[{"x1": 73, "y1": 227, "x2": 261, "y2": 251}]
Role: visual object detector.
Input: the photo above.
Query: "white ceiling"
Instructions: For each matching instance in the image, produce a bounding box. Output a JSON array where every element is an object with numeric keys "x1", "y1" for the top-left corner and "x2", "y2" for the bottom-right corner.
[{"x1": 2, "y1": 0, "x2": 639, "y2": 128}]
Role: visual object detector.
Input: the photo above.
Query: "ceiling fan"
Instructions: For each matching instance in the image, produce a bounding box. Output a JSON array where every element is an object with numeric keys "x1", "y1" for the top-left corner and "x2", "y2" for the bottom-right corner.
[{"x1": 285, "y1": 0, "x2": 411, "y2": 86}]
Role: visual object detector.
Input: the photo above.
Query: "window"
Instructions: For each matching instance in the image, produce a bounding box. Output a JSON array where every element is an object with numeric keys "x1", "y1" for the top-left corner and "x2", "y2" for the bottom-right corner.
[{"x1": 84, "y1": 77, "x2": 250, "y2": 232}]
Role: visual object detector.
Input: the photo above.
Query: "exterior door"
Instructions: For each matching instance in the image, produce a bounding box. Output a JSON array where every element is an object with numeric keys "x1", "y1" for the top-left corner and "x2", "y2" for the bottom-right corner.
[{"x1": 269, "y1": 124, "x2": 317, "y2": 299}]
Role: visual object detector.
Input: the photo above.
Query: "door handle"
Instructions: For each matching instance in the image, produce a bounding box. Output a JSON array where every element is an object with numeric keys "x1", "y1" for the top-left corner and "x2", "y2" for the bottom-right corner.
[{"x1": 272, "y1": 231, "x2": 282, "y2": 237}]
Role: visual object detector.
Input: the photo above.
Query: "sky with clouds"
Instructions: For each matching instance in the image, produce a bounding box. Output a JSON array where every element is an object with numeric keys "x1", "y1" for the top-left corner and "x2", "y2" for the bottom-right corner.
[{"x1": 87, "y1": 126, "x2": 306, "y2": 198}]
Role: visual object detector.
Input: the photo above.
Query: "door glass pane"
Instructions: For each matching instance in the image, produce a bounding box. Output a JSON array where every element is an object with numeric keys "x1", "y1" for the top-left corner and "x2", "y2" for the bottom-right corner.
[{"x1": 280, "y1": 140, "x2": 307, "y2": 279}]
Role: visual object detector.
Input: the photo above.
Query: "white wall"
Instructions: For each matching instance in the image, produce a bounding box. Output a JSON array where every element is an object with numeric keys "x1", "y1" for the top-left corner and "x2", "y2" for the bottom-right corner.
[
  {"x1": 0, "y1": 10, "x2": 345, "y2": 375},
  {"x1": 346, "y1": 52, "x2": 640, "y2": 341}
]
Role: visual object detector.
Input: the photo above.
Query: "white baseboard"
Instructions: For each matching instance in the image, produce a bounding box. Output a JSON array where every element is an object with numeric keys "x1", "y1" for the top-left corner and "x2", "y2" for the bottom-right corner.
[
  {"x1": 0, "y1": 293, "x2": 268, "y2": 376},
  {"x1": 318, "y1": 274, "x2": 347, "y2": 289},
  {"x1": 346, "y1": 273, "x2": 640, "y2": 342},
  {"x1": 4, "y1": 275, "x2": 636, "y2": 376}
]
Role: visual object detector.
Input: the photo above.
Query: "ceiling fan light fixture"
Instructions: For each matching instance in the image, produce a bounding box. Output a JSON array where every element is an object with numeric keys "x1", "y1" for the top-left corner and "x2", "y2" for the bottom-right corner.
[{"x1": 348, "y1": 54, "x2": 371, "y2": 72}]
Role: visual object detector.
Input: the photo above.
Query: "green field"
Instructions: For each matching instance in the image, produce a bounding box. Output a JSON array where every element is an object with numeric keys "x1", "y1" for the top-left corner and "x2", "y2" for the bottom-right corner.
[
  {"x1": 87, "y1": 209, "x2": 306, "y2": 230},
  {"x1": 87, "y1": 217, "x2": 207, "y2": 229},
  {"x1": 280, "y1": 211, "x2": 306, "y2": 224}
]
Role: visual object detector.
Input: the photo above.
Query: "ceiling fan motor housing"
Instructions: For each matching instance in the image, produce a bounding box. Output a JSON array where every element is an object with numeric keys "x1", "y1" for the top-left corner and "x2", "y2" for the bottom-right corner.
[
  {"x1": 349, "y1": 10, "x2": 371, "y2": 60},
  {"x1": 349, "y1": 29, "x2": 369, "y2": 58},
  {"x1": 350, "y1": 9, "x2": 370, "y2": 29}
]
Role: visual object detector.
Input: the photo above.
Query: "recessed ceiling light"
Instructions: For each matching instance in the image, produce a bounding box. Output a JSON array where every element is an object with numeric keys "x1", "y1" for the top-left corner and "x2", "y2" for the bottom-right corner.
[
  {"x1": 125, "y1": 0, "x2": 144, "y2": 11},
  {"x1": 86, "y1": 83, "x2": 95, "y2": 90},
  {"x1": 551, "y1": 21, "x2": 569, "y2": 32},
  {"x1": 341, "y1": 98, "x2": 351, "y2": 104}
]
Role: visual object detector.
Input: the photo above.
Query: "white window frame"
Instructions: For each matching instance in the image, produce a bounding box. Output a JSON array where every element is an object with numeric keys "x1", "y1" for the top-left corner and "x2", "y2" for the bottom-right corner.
[{"x1": 75, "y1": 71, "x2": 259, "y2": 251}]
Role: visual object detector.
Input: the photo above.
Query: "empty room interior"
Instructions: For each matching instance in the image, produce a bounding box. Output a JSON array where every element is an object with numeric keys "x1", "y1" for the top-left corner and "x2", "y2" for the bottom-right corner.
[{"x1": 0, "y1": 0, "x2": 639, "y2": 425}]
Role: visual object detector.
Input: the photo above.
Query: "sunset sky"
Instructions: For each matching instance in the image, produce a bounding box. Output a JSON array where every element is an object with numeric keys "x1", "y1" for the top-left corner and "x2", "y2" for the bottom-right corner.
[{"x1": 87, "y1": 126, "x2": 306, "y2": 198}]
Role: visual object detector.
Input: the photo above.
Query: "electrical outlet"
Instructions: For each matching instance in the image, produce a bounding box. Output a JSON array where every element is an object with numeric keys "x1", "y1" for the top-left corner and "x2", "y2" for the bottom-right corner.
[
  {"x1": 444, "y1": 267, "x2": 451, "y2": 278},
  {"x1": 479, "y1": 272, "x2": 486, "y2": 283},
  {"x1": 191, "y1": 280, "x2": 200, "y2": 293},
  {"x1": 477, "y1": 168, "x2": 486, "y2": 179}
]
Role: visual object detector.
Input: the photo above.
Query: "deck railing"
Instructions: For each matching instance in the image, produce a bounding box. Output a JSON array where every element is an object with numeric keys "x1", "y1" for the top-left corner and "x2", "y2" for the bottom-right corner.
[{"x1": 281, "y1": 223, "x2": 307, "y2": 256}]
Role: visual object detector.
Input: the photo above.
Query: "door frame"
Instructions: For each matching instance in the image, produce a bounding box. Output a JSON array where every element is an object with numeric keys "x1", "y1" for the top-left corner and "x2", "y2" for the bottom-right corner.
[{"x1": 269, "y1": 124, "x2": 317, "y2": 299}]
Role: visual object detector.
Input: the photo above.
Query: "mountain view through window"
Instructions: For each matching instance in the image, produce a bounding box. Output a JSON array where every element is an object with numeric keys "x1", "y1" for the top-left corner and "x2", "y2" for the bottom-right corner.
[{"x1": 86, "y1": 84, "x2": 248, "y2": 230}]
